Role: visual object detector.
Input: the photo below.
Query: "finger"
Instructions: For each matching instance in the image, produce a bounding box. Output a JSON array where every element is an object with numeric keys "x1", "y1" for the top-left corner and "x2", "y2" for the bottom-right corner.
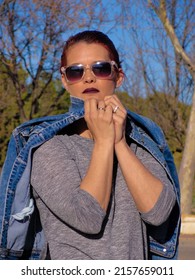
[
  {"x1": 104, "y1": 95, "x2": 112, "y2": 102},
  {"x1": 84, "y1": 99, "x2": 90, "y2": 116},
  {"x1": 105, "y1": 101, "x2": 125, "y2": 115},
  {"x1": 84, "y1": 99, "x2": 98, "y2": 122},
  {"x1": 97, "y1": 100, "x2": 106, "y2": 113},
  {"x1": 112, "y1": 111, "x2": 125, "y2": 123},
  {"x1": 104, "y1": 97, "x2": 126, "y2": 113},
  {"x1": 110, "y1": 94, "x2": 124, "y2": 106},
  {"x1": 113, "y1": 105, "x2": 120, "y2": 114},
  {"x1": 88, "y1": 98, "x2": 98, "y2": 116},
  {"x1": 112, "y1": 105, "x2": 127, "y2": 123},
  {"x1": 104, "y1": 104, "x2": 113, "y2": 120},
  {"x1": 112, "y1": 94, "x2": 121, "y2": 103},
  {"x1": 104, "y1": 94, "x2": 120, "y2": 103}
]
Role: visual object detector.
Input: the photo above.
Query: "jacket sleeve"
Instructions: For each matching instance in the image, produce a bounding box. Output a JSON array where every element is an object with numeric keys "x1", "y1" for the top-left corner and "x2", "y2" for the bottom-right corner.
[{"x1": 0, "y1": 134, "x2": 18, "y2": 229}]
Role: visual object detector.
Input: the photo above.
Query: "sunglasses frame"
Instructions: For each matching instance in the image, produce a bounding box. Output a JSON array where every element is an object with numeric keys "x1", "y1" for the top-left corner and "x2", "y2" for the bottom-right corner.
[{"x1": 61, "y1": 60, "x2": 119, "y2": 83}]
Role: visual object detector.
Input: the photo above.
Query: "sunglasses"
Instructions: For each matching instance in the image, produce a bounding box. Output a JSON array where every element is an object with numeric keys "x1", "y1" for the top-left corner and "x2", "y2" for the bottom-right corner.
[{"x1": 61, "y1": 61, "x2": 118, "y2": 83}]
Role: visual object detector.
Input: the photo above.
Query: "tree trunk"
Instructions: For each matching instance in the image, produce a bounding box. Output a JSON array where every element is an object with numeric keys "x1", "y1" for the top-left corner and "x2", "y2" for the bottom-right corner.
[
  {"x1": 148, "y1": 0, "x2": 195, "y2": 215},
  {"x1": 179, "y1": 86, "x2": 195, "y2": 214}
]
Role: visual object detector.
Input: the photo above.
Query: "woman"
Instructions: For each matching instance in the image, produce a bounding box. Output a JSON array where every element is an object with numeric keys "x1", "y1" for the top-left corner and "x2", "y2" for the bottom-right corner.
[{"x1": 30, "y1": 30, "x2": 179, "y2": 260}]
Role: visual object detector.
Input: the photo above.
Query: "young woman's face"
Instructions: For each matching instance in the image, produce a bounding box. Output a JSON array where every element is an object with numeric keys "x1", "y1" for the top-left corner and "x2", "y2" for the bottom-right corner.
[{"x1": 61, "y1": 42, "x2": 124, "y2": 101}]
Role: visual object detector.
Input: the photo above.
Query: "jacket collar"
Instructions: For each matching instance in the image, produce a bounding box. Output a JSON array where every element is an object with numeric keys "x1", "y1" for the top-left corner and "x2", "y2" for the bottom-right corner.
[{"x1": 69, "y1": 96, "x2": 84, "y2": 113}]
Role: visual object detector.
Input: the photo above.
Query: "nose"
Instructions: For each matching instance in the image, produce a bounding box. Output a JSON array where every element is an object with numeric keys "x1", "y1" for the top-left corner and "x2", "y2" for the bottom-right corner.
[{"x1": 83, "y1": 67, "x2": 96, "y2": 83}]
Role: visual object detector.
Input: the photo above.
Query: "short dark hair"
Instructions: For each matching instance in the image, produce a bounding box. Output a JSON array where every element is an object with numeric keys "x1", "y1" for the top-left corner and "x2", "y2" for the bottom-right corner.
[{"x1": 61, "y1": 30, "x2": 121, "y2": 71}]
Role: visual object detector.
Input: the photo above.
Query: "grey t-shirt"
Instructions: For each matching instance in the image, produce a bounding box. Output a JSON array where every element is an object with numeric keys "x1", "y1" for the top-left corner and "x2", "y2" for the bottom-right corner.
[{"x1": 31, "y1": 134, "x2": 176, "y2": 260}]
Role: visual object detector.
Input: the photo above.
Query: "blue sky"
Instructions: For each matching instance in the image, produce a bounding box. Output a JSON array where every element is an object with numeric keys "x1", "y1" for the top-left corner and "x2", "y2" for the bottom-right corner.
[{"x1": 1, "y1": 0, "x2": 193, "y2": 103}]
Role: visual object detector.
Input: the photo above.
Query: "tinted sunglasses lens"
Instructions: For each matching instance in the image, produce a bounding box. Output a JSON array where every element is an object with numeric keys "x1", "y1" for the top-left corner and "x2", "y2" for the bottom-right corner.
[
  {"x1": 66, "y1": 65, "x2": 84, "y2": 82},
  {"x1": 92, "y1": 62, "x2": 112, "y2": 78}
]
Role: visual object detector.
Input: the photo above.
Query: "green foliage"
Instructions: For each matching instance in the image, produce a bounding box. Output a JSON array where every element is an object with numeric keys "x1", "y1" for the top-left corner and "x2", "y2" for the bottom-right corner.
[
  {"x1": 0, "y1": 65, "x2": 70, "y2": 167},
  {"x1": 0, "y1": 66, "x2": 21, "y2": 167},
  {"x1": 23, "y1": 79, "x2": 70, "y2": 119},
  {"x1": 0, "y1": 84, "x2": 190, "y2": 170},
  {"x1": 116, "y1": 91, "x2": 190, "y2": 169}
]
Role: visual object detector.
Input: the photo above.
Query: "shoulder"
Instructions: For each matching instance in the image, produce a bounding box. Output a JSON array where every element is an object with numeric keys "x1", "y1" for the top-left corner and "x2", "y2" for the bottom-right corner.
[{"x1": 33, "y1": 134, "x2": 74, "y2": 161}]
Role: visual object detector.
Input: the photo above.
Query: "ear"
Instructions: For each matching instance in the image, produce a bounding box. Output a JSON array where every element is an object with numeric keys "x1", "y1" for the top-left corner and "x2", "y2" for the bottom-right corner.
[
  {"x1": 116, "y1": 69, "x2": 124, "y2": 88},
  {"x1": 61, "y1": 74, "x2": 68, "y2": 90}
]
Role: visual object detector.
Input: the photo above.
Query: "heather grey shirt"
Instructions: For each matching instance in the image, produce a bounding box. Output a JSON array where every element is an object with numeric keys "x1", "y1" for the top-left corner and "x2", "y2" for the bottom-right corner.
[{"x1": 31, "y1": 134, "x2": 176, "y2": 260}]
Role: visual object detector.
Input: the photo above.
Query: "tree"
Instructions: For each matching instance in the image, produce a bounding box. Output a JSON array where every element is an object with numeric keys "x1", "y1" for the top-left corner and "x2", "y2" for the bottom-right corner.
[
  {"x1": 1, "y1": 0, "x2": 194, "y2": 212},
  {"x1": 0, "y1": 60, "x2": 71, "y2": 167},
  {"x1": 0, "y1": 62, "x2": 20, "y2": 167},
  {"x1": 0, "y1": 0, "x2": 109, "y2": 168},
  {"x1": 115, "y1": 0, "x2": 192, "y2": 156},
  {"x1": 0, "y1": 0, "x2": 106, "y2": 122},
  {"x1": 148, "y1": 0, "x2": 195, "y2": 215}
]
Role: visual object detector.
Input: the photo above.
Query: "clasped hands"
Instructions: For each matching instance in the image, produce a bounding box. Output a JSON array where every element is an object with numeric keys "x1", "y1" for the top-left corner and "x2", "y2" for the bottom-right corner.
[{"x1": 84, "y1": 95, "x2": 127, "y2": 145}]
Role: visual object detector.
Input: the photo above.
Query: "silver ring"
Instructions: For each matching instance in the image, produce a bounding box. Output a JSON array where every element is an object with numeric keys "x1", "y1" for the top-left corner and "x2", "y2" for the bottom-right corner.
[
  {"x1": 98, "y1": 107, "x2": 105, "y2": 111},
  {"x1": 113, "y1": 105, "x2": 119, "y2": 113}
]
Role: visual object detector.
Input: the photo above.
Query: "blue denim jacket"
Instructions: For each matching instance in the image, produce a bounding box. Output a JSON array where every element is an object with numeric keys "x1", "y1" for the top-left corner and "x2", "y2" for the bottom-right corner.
[{"x1": 0, "y1": 96, "x2": 180, "y2": 260}]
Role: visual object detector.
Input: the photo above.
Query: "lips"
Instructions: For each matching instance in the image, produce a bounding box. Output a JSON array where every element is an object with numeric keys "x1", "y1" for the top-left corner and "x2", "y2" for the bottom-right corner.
[{"x1": 82, "y1": 88, "x2": 99, "y2": 94}]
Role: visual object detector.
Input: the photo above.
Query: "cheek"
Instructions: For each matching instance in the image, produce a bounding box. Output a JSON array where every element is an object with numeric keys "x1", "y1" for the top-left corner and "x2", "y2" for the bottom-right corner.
[
  {"x1": 67, "y1": 83, "x2": 80, "y2": 92},
  {"x1": 104, "y1": 81, "x2": 116, "y2": 92}
]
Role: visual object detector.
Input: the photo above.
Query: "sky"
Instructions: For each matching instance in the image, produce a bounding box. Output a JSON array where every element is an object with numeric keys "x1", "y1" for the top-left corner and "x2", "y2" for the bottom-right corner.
[{"x1": 0, "y1": 0, "x2": 193, "y2": 103}]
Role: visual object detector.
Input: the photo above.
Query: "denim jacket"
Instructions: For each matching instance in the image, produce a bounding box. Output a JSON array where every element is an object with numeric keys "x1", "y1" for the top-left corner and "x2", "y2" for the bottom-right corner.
[{"x1": 0, "y1": 96, "x2": 180, "y2": 260}]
